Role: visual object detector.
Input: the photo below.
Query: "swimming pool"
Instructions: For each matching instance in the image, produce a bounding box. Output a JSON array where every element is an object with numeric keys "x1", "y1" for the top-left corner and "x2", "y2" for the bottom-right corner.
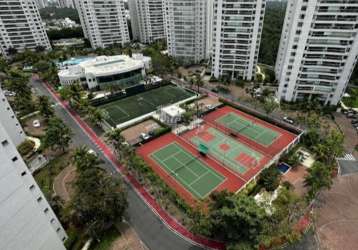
[
  {"x1": 58, "y1": 57, "x2": 94, "y2": 68},
  {"x1": 278, "y1": 162, "x2": 291, "y2": 174}
]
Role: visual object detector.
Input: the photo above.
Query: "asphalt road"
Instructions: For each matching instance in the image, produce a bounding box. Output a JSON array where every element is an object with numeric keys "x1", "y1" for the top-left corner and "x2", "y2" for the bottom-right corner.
[{"x1": 30, "y1": 78, "x2": 203, "y2": 250}]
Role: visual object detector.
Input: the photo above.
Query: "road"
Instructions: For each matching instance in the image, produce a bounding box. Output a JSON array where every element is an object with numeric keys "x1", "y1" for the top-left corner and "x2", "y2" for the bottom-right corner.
[{"x1": 30, "y1": 78, "x2": 204, "y2": 250}]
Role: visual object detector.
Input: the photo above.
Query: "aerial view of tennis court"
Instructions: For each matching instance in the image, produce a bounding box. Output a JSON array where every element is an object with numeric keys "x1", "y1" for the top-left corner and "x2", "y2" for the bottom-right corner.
[
  {"x1": 98, "y1": 84, "x2": 195, "y2": 126},
  {"x1": 216, "y1": 112, "x2": 280, "y2": 146},
  {"x1": 151, "y1": 142, "x2": 225, "y2": 199},
  {"x1": 204, "y1": 106, "x2": 297, "y2": 156},
  {"x1": 137, "y1": 133, "x2": 246, "y2": 205},
  {"x1": 183, "y1": 126, "x2": 264, "y2": 175},
  {"x1": 137, "y1": 105, "x2": 298, "y2": 205}
]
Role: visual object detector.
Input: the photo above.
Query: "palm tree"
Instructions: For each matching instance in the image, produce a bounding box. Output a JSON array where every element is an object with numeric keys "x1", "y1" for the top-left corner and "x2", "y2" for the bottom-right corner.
[
  {"x1": 73, "y1": 146, "x2": 101, "y2": 173},
  {"x1": 87, "y1": 106, "x2": 105, "y2": 127}
]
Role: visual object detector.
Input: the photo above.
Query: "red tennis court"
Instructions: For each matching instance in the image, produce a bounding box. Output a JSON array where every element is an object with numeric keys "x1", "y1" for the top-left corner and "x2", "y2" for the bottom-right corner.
[{"x1": 204, "y1": 106, "x2": 297, "y2": 156}]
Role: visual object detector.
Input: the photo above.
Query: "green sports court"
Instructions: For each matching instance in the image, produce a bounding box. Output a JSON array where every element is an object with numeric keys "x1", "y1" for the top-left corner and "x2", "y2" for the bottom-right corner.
[
  {"x1": 150, "y1": 142, "x2": 225, "y2": 199},
  {"x1": 216, "y1": 112, "x2": 280, "y2": 146},
  {"x1": 98, "y1": 85, "x2": 195, "y2": 126},
  {"x1": 188, "y1": 127, "x2": 263, "y2": 175}
]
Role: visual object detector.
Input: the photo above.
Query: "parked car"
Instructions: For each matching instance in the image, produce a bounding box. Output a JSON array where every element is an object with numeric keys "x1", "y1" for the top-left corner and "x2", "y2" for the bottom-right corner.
[
  {"x1": 87, "y1": 149, "x2": 97, "y2": 156},
  {"x1": 283, "y1": 116, "x2": 294, "y2": 124},
  {"x1": 32, "y1": 120, "x2": 41, "y2": 128},
  {"x1": 351, "y1": 119, "x2": 358, "y2": 125},
  {"x1": 140, "y1": 133, "x2": 150, "y2": 140}
]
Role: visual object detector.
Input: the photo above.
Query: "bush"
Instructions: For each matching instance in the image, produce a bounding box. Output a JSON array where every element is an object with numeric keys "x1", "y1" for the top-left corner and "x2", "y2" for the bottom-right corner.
[{"x1": 17, "y1": 139, "x2": 35, "y2": 156}]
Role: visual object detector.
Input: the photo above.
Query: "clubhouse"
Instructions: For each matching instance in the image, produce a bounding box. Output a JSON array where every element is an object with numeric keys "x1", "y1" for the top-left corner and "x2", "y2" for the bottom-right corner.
[{"x1": 58, "y1": 54, "x2": 151, "y2": 89}]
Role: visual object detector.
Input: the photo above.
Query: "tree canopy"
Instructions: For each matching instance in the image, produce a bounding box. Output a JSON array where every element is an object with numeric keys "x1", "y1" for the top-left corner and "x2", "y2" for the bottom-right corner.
[
  {"x1": 43, "y1": 117, "x2": 72, "y2": 152},
  {"x1": 70, "y1": 147, "x2": 127, "y2": 239}
]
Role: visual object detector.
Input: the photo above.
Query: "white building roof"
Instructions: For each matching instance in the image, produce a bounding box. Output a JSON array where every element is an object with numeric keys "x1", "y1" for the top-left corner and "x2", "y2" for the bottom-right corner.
[
  {"x1": 162, "y1": 105, "x2": 185, "y2": 117},
  {"x1": 58, "y1": 55, "x2": 148, "y2": 79},
  {"x1": 81, "y1": 55, "x2": 144, "y2": 77}
]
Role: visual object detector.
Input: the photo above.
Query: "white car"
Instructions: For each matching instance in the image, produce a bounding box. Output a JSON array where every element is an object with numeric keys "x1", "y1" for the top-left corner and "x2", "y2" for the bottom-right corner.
[
  {"x1": 283, "y1": 116, "x2": 294, "y2": 124},
  {"x1": 32, "y1": 120, "x2": 41, "y2": 128},
  {"x1": 87, "y1": 149, "x2": 97, "y2": 156},
  {"x1": 140, "y1": 133, "x2": 150, "y2": 140}
]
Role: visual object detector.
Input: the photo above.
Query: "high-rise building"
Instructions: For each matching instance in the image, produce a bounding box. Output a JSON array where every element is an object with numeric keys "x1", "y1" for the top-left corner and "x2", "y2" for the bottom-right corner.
[
  {"x1": 0, "y1": 87, "x2": 26, "y2": 146},
  {"x1": 0, "y1": 0, "x2": 51, "y2": 56},
  {"x1": 35, "y1": 0, "x2": 47, "y2": 9},
  {"x1": 75, "y1": 0, "x2": 130, "y2": 48},
  {"x1": 212, "y1": 0, "x2": 266, "y2": 81},
  {"x1": 164, "y1": 0, "x2": 213, "y2": 64},
  {"x1": 129, "y1": 0, "x2": 166, "y2": 44},
  {"x1": 58, "y1": 0, "x2": 75, "y2": 8},
  {"x1": 275, "y1": 0, "x2": 358, "y2": 105},
  {"x1": 0, "y1": 122, "x2": 67, "y2": 250}
]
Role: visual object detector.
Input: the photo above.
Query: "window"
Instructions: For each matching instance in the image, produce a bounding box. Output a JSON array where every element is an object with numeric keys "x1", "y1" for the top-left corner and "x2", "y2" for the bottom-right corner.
[
  {"x1": 21, "y1": 171, "x2": 26, "y2": 176},
  {"x1": 44, "y1": 207, "x2": 49, "y2": 213},
  {"x1": 29, "y1": 184, "x2": 35, "y2": 190},
  {"x1": 37, "y1": 197, "x2": 42, "y2": 202},
  {"x1": 1, "y1": 140, "x2": 8, "y2": 146},
  {"x1": 12, "y1": 156, "x2": 18, "y2": 162}
]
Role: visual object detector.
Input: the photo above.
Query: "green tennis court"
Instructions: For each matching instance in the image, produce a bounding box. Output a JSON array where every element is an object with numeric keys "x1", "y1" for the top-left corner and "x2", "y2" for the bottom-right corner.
[
  {"x1": 98, "y1": 85, "x2": 195, "y2": 126},
  {"x1": 150, "y1": 143, "x2": 225, "y2": 199},
  {"x1": 190, "y1": 127, "x2": 263, "y2": 174},
  {"x1": 216, "y1": 112, "x2": 280, "y2": 146}
]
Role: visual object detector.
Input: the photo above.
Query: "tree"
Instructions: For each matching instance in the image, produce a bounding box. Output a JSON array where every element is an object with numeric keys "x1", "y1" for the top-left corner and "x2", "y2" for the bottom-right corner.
[
  {"x1": 4, "y1": 68, "x2": 34, "y2": 113},
  {"x1": 71, "y1": 168, "x2": 127, "y2": 239},
  {"x1": 87, "y1": 106, "x2": 105, "y2": 126},
  {"x1": 105, "y1": 129, "x2": 133, "y2": 161},
  {"x1": 72, "y1": 146, "x2": 102, "y2": 174},
  {"x1": 304, "y1": 161, "x2": 333, "y2": 200},
  {"x1": 257, "y1": 166, "x2": 281, "y2": 192},
  {"x1": 38, "y1": 95, "x2": 54, "y2": 119},
  {"x1": 314, "y1": 129, "x2": 344, "y2": 164},
  {"x1": 43, "y1": 117, "x2": 72, "y2": 152},
  {"x1": 6, "y1": 47, "x2": 18, "y2": 55},
  {"x1": 263, "y1": 96, "x2": 279, "y2": 115},
  {"x1": 287, "y1": 153, "x2": 300, "y2": 168},
  {"x1": 208, "y1": 192, "x2": 267, "y2": 245}
]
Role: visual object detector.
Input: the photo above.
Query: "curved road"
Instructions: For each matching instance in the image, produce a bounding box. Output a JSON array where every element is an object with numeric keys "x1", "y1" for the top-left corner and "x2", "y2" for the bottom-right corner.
[{"x1": 30, "y1": 78, "x2": 204, "y2": 250}]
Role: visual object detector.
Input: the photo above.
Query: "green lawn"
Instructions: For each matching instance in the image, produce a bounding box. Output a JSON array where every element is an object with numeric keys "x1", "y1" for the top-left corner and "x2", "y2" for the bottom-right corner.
[
  {"x1": 98, "y1": 85, "x2": 195, "y2": 126},
  {"x1": 34, "y1": 152, "x2": 70, "y2": 199}
]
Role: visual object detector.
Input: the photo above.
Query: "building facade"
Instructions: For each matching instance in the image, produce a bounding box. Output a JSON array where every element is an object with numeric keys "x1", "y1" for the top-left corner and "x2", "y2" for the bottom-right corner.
[
  {"x1": 212, "y1": 0, "x2": 266, "y2": 81},
  {"x1": 58, "y1": 54, "x2": 151, "y2": 89},
  {"x1": 58, "y1": 0, "x2": 75, "y2": 8},
  {"x1": 164, "y1": 0, "x2": 213, "y2": 64},
  {"x1": 0, "y1": 0, "x2": 51, "y2": 56},
  {"x1": 0, "y1": 87, "x2": 26, "y2": 146},
  {"x1": 275, "y1": 0, "x2": 358, "y2": 105},
  {"x1": 35, "y1": 0, "x2": 47, "y2": 9},
  {"x1": 129, "y1": 0, "x2": 166, "y2": 44},
  {"x1": 75, "y1": 0, "x2": 130, "y2": 48},
  {"x1": 0, "y1": 122, "x2": 67, "y2": 250}
]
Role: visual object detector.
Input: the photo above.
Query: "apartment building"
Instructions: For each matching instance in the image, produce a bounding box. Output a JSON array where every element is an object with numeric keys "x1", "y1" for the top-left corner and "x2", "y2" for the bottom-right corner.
[
  {"x1": 35, "y1": 0, "x2": 47, "y2": 9},
  {"x1": 164, "y1": 0, "x2": 213, "y2": 64},
  {"x1": 0, "y1": 87, "x2": 26, "y2": 146},
  {"x1": 0, "y1": 0, "x2": 51, "y2": 56},
  {"x1": 275, "y1": 0, "x2": 358, "y2": 105},
  {"x1": 212, "y1": 0, "x2": 266, "y2": 81},
  {"x1": 75, "y1": 0, "x2": 130, "y2": 48},
  {"x1": 129, "y1": 0, "x2": 166, "y2": 44},
  {"x1": 0, "y1": 121, "x2": 67, "y2": 250},
  {"x1": 59, "y1": 0, "x2": 75, "y2": 8}
]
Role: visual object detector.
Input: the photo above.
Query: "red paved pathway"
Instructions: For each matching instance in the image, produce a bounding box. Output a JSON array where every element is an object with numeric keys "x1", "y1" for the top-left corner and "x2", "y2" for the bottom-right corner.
[{"x1": 42, "y1": 81, "x2": 225, "y2": 250}]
